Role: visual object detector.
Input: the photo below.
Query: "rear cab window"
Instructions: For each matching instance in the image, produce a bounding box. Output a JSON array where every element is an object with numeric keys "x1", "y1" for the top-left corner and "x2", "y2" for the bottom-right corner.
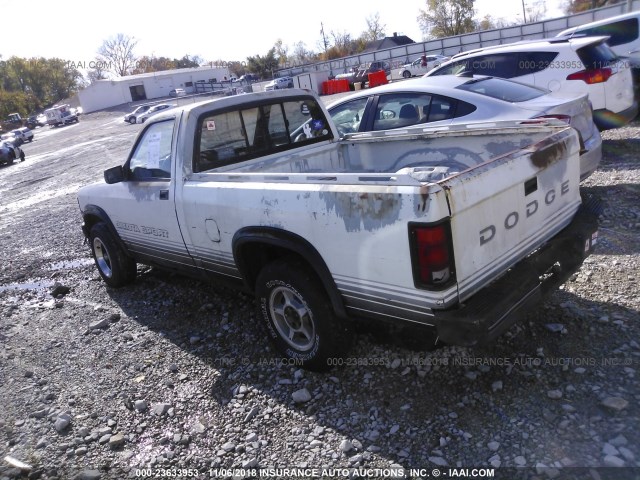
[{"x1": 194, "y1": 97, "x2": 333, "y2": 172}]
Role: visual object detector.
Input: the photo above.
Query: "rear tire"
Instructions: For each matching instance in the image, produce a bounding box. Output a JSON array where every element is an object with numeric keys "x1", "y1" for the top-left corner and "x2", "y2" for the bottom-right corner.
[
  {"x1": 89, "y1": 223, "x2": 137, "y2": 288},
  {"x1": 255, "y1": 257, "x2": 352, "y2": 371}
]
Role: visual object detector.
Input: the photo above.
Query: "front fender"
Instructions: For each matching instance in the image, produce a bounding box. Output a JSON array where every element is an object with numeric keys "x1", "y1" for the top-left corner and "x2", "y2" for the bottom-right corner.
[{"x1": 81, "y1": 204, "x2": 132, "y2": 257}]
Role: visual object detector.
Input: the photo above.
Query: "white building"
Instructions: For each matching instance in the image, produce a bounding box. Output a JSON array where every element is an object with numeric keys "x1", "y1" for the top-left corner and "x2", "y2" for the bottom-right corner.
[{"x1": 78, "y1": 66, "x2": 231, "y2": 113}]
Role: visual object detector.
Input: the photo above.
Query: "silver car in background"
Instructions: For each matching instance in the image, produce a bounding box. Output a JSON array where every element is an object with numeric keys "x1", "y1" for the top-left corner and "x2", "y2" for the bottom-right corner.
[
  {"x1": 327, "y1": 75, "x2": 602, "y2": 180},
  {"x1": 136, "y1": 103, "x2": 177, "y2": 124}
]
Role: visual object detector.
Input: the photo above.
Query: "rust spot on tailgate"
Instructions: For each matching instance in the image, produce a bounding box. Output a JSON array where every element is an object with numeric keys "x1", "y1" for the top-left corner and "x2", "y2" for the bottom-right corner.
[{"x1": 530, "y1": 140, "x2": 567, "y2": 168}]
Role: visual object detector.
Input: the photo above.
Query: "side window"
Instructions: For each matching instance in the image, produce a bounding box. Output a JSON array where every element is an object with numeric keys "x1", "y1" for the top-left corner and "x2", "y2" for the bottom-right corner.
[
  {"x1": 582, "y1": 19, "x2": 639, "y2": 47},
  {"x1": 430, "y1": 60, "x2": 468, "y2": 76},
  {"x1": 328, "y1": 97, "x2": 369, "y2": 135},
  {"x1": 471, "y1": 54, "x2": 518, "y2": 78},
  {"x1": 373, "y1": 93, "x2": 433, "y2": 130},
  {"x1": 451, "y1": 98, "x2": 476, "y2": 118},
  {"x1": 426, "y1": 96, "x2": 456, "y2": 122},
  {"x1": 128, "y1": 120, "x2": 174, "y2": 180},
  {"x1": 518, "y1": 52, "x2": 559, "y2": 75},
  {"x1": 194, "y1": 98, "x2": 333, "y2": 172}
]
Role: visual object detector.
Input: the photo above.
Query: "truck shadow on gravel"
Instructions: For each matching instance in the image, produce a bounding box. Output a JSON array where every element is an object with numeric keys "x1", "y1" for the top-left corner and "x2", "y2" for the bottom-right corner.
[
  {"x1": 580, "y1": 184, "x2": 639, "y2": 255},
  {"x1": 99, "y1": 264, "x2": 638, "y2": 469}
]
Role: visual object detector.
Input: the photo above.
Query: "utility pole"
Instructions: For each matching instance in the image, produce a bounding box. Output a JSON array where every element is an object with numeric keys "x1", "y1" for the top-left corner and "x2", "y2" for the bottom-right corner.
[
  {"x1": 521, "y1": 0, "x2": 527, "y2": 23},
  {"x1": 320, "y1": 23, "x2": 329, "y2": 56},
  {"x1": 320, "y1": 22, "x2": 332, "y2": 77}
]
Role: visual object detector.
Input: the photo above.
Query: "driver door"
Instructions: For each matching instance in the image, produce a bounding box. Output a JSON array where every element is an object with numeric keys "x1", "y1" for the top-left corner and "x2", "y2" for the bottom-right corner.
[{"x1": 103, "y1": 118, "x2": 197, "y2": 273}]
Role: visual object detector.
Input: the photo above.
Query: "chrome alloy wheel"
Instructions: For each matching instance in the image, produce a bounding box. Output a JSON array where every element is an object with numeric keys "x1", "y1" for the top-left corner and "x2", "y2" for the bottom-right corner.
[
  {"x1": 93, "y1": 237, "x2": 113, "y2": 278},
  {"x1": 269, "y1": 286, "x2": 316, "y2": 351}
]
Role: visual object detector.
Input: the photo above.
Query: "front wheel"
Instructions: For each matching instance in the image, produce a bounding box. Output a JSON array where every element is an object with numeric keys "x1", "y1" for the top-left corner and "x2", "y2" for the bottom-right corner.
[
  {"x1": 129, "y1": 117, "x2": 136, "y2": 124},
  {"x1": 402, "y1": 70, "x2": 411, "y2": 78},
  {"x1": 255, "y1": 258, "x2": 352, "y2": 371},
  {"x1": 89, "y1": 223, "x2": 137, "y2": 288}
]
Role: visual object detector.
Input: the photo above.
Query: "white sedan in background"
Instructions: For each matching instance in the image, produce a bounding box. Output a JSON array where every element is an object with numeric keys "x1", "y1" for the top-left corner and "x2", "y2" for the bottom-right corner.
[
  {"x1": 399, "y1": 55, "x2": 450, "y2": 78},
  {"x1": 326, "y1": 75, "x2": 602, "y2": 180}
]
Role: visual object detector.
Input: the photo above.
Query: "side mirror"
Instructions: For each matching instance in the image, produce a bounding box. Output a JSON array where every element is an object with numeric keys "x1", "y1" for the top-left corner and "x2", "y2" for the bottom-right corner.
[{"x1": 104, "y1": 165, "x2": 125, "y2": 184}]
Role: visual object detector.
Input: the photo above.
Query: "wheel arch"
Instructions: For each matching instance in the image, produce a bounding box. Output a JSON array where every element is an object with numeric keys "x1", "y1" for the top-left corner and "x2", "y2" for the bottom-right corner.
[
  {"x1": 232, "y1": 227, "x2": 348, "y2": 319},
  {"x1": 81, "y1": 205, "x2": 132, "y2": 257}
]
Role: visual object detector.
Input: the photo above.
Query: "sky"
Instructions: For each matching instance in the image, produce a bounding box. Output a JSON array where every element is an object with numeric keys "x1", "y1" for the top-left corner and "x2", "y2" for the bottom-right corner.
[{"x1": 0, "y1": 0, "x2": 566, "y2": 66}]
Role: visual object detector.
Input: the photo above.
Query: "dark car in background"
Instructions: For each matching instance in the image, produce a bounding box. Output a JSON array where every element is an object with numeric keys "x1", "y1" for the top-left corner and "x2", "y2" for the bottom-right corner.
[{"x1": 0, "y1": 139, "x2": 25, "y2": 165}]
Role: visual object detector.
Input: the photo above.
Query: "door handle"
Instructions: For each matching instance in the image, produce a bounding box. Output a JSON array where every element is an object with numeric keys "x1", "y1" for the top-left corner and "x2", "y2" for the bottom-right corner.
[{"x1": 159, "y1": 190, "x2": 169, "y2": 200}]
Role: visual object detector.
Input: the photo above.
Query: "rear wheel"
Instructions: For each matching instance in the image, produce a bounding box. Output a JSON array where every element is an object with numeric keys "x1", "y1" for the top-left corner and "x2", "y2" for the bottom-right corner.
[
  {"x1": 89, "y1": 223, "x2": 137, "y2": 288},
  {"x1": 255, "y1": 257, "x2": 352, "y2": 371}
]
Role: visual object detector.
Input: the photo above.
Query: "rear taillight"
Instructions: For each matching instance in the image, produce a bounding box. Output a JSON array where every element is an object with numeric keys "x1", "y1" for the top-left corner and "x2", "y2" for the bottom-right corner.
[
  {"x1": 566, "y1": 68, "x2": 612, "y2": 84},
  {"x1": 409, "y1": 222, "x2": 455, "y2": 289},
  {"x1": 535, "y1": 114, "x2": 571, "y2": 124}
]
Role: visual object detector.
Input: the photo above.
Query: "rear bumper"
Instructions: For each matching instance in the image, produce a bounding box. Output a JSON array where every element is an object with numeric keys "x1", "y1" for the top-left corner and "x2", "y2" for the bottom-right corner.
[
  {"x1": 433, "y1": 199, "x2": 600, "y2": 347},
  {"x1": 579, "y1": 132, "x2": 602, "y2": 181},
  {"x1": 593, "y1": 100, "x2": 639, "y2": 130}
]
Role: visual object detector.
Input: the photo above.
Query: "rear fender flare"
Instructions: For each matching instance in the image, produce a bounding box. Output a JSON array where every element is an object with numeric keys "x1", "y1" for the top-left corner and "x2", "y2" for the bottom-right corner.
[{"x1": 232, "y1": 227, "x2": 348, "y2": 319}]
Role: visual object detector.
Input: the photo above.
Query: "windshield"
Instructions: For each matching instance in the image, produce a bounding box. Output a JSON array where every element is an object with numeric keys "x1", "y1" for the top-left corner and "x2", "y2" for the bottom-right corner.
[{"x1": 456, "y1": 77, "x2": 548, "y2": 102}]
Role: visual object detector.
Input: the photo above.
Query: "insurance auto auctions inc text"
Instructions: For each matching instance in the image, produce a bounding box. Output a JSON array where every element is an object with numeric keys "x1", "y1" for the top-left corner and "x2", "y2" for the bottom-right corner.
[{"x1": 208, "y1": 467, "x2": 495, "y2": 478}]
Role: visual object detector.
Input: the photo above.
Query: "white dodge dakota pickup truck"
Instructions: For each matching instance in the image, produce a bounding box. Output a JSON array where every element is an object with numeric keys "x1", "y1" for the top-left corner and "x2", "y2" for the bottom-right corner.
[{"x1": 77, "y1": 89, "x2": 599, "y2": 370}]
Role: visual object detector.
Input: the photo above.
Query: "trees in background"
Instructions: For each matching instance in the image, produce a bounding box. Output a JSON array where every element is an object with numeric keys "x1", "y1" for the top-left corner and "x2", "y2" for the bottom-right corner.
[
  {"x1": 418, "y1": 0, "x2": 476, "y2": 38},
  {"x1": 246, "y1": 48, "x2": 279, "y2": 79},
  {"x1": 96, "y1": 33, "x2": 138, "y2": 77},
  {"x1": 564, "y1": 0, "x2": 623, "y2": 14},
  {"x1": 130, "y1": 54, "x2": 202, "y2": 75},
  {"x1": 0, "y1": 56, "x2": 81, "y2": 118}
]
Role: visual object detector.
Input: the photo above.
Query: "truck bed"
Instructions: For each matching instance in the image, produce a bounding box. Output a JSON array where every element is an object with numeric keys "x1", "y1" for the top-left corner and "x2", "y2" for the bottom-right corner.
[{"x1": 210, "y1": 121, "x2": 572, "y2": 184}]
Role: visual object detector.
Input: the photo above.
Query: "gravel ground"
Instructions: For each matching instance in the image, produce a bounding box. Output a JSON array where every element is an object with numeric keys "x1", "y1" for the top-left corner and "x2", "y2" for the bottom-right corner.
[{"x1": 0, "y1": 98, "x2": 638, "y2": 480}]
